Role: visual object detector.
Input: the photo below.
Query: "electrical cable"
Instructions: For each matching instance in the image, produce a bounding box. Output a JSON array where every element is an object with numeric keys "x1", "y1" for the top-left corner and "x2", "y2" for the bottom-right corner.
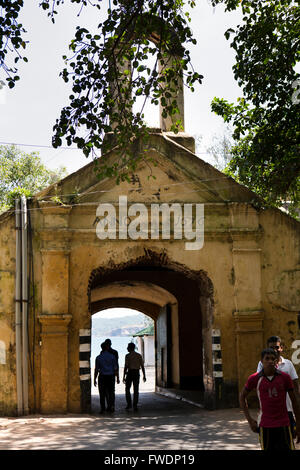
[
  {"x1": 27, "y1": 176, "x2": 229, "y2": 200},
  {"x1": 0, "y1": 140, "x2": 232, "y2": 156},
  {"x1": 0, "y1": 141, "x2": 82, "y2": 150},
  {"x1": 1, "y1": 183, "x2": 242, "y2": 215},
  {"x1": 27, "y1": 205, "x2": 37, "y2": 413}
]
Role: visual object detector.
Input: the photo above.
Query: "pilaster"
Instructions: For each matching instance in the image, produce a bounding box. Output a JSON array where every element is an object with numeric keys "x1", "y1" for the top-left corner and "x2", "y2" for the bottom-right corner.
[
  {"x1": 234, "y1": 310, "x2": 264, "y2": 396},
  {"x1": 38, "y1": 314, "x2": 72, "y2": 413},
  {"x1": 41, "y1": 249, "x2": 70, "y2": 315}
]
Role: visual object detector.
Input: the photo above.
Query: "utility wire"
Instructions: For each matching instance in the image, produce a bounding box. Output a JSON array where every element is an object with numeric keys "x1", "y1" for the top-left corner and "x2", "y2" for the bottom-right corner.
[
  {"x1": 9, "y1": 175, "x2": 233, "y2": 201},
  {"x1": 0, "y1": 140, "x2": 232, "y2": 155},
  {"x1": 2, "y1": 184, "x2": 241, "y2": 215},
  {"x1": 0, "y1": 141, "x2": 82, "y2": 150}
]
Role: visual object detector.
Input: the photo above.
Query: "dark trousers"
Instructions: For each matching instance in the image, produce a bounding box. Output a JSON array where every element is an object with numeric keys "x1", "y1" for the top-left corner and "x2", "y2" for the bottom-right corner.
[
  {"x1": 98, "y1": 374, "x2": 115, "y2": 411},
  {"x1": 125, "y1": 370, "x2": 140, "y2": 408},
  {"x1": 259, "y1": 426, "x2": 295, "y2": 451}
]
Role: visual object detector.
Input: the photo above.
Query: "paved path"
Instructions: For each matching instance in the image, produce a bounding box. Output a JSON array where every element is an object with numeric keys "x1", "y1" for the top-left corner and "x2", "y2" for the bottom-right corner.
[
  {"x1": 0, "y1": 391, "x2": 261, "y2": 450},
  {"x1": 0, "y1": 404, "x2": 260, "y2": 451}
]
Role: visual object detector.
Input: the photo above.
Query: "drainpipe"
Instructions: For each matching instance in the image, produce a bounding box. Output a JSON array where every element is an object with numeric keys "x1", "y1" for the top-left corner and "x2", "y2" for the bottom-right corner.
[
  {"x1": 15, "y1": 198, "x2": 23, "y2": 415},
  {"x1": 21, "y1": 195, "x2": 29, "y2": 415}
]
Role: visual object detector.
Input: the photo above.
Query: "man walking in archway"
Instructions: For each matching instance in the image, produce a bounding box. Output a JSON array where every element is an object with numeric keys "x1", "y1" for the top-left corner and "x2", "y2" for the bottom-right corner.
[
  {"x1": 94, "y1": 342, "x2": 118, "y2": 414},
  {"x1": 105, "y1": 338, "x2": 120, "y2": 408},
  {"x1": 123, "y1": 343, "x2": 146, "y2": 411}
]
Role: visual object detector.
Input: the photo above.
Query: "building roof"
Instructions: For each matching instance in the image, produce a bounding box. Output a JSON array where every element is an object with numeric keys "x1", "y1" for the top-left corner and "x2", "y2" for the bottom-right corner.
[
  {"x1": 32, "y1": 130, "x2": 262, "y2": 206},
  {"x1": 1, "y1": 130, "x2": 298, "y2": 226},
  {"x1": 133, "y1": 325, "x2": 154, "y2": 337}
]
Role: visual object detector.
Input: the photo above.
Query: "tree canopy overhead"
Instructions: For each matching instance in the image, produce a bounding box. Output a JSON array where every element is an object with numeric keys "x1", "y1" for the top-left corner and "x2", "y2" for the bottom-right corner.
[
  {"x1": 0, "y1": 0, "x2": 202, "y2": 183},
  {"x1": 0, "y1": 0, "x2": 299, "y2": 214},
  {"x1": 211, "y1": 0, "x2": 300, "y2": 214}
]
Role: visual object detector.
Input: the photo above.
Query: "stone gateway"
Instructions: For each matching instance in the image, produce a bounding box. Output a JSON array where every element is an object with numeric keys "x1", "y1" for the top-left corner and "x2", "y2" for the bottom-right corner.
[{"x1": 0, "y1": 127, "x2": 299, "y2": 416}]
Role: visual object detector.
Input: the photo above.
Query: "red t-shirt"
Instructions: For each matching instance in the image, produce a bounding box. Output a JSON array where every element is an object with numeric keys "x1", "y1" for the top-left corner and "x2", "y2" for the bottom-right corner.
[{"x1": 245, "y1": 370, "x2": 293, "y2": 428}]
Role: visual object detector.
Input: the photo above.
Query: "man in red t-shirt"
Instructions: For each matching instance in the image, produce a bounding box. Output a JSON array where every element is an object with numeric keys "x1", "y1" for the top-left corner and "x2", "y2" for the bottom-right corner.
[{"x1": 240, "y1": 348, "x2": 300, "y2": 450}]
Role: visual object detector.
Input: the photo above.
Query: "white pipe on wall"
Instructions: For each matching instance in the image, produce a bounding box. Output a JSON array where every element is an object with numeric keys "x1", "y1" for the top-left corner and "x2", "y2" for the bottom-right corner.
[
  {"x1": 15, "y1": 199, "x2": 23, "y2": 415},
  {"x1": 21, "y1": 195, "x2": 29, "y2": 415}
]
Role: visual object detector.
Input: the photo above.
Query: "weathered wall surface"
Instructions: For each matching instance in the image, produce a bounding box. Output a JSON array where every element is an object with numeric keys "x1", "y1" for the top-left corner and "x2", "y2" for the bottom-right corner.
[
  {"x1": 260, "y1": 209, "x2": 300, "y2": 363},
  {"x1": 0, "y1": 213, "x2": 17, "y2": 415}
]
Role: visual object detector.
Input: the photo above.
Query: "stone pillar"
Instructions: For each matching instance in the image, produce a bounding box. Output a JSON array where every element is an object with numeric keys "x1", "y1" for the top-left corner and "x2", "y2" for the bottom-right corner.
[
  {"x1": 158, "y1": 54, "x2": 184, "y2": 132},
  {"x1": 41, "y1": 250, "x2": 70, "y2": 315},
  {"x1": 200, "y1": 295, "x2": 215, "y2": 408},
  {"x1": 39, "y1": 249, "x2": 71, "y2": 413},
  {"x1": 231, "y1": 241, "x2": 264, "y2": 385},
  {"x1": 38, "y1": 314, "x2": 72, "y2": 414},
  {"x1": 234, "y1": 311, "x2": 264, "y2": 402},
  {"x1": 108, "y1": 53, "x2": 132, "y2": 131},
  {"x1": 232, "y1": 244, "x2": 263, "y2": 313},
  {"x1": 230, "y1": 205, "x2": 264, "y2": 397}
]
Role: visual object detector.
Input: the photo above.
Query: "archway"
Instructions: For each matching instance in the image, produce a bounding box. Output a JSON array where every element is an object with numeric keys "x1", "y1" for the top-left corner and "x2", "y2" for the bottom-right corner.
[
  {"x1": 79, "y1": 251, "x2": 215, "y2": 413},
  {"x1": 90, "y1": 307, "x2": 156, "y2": 413},
  {"x1": 90, "y1": 280, "x2": 179, "y2": 390}
]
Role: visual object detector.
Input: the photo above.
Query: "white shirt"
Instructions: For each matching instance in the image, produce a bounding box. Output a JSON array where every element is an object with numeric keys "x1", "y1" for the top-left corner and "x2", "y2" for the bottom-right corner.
[{"x1": 257, "y1": 356, "x2": 298, "y2": 412}]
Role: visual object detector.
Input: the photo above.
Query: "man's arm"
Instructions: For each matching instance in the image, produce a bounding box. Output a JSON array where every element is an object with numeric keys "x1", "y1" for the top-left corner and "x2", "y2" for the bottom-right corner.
[
  {"x1": 115, "y1": 354, "x2": 120, "y2": 384},
  {"x1": 113, "y1": 356, "x2": 120, "y2": 383},
  {"x1": 287, "y1": 360, "x2": 300, "y2": 399},
  {"x1": 141, "y1": 363, "x2": 146, "y2": 382},
  {"x1": 138, "y1": 354, "x2": 146, "y2": 382},
  {"x1": 94, "y1": 359, "x2": 99, "y2": 387},
  {"x1": 123, "y1": 365, "x2": 128, "y2": 383},
  {"x1": 288, "y1": 389, "x2": 300, "y2": 444},
  {"x1": 123, "y1": 356, "x2": 128, "y2": 383},
  {"x1": 239, "y1": 387, "x2": 258, "y2": 433}
]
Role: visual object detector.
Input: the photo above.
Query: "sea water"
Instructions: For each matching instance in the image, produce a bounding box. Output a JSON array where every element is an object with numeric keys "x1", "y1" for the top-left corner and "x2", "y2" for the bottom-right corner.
[
  {"x1": 91, "y1": 335, "x2": 138, "y2": 368},
  {"x1": 91, "y1": 335, "x2": 155, "y2": 402}
]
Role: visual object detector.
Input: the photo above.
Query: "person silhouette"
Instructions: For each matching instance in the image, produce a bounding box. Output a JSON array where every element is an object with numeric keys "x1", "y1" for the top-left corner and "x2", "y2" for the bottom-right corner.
[
  {"x1": 123, "y1": 342, "x2": 146, "y2": 411},
  {"x1": 94, "y1": 342, "x2": 117, "y2": 414},
  {"x1": 104, "y1": 338, "x2": 120, "y2": 410}
]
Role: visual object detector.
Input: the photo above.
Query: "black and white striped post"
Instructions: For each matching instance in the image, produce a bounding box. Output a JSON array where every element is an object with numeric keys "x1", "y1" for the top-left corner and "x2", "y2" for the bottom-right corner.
[
  {"x1": 79, "y1": 329, "x2": 91, "y2": 412},
  {"x1": 212, "y1": 329, "x2": 223, "y2": 407}
]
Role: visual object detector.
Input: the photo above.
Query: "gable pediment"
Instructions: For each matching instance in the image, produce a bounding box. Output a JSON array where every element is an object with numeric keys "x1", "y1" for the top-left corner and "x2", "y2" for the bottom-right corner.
[{"x1": 35, "y1": 131, "x2": 260, "y2": 207}]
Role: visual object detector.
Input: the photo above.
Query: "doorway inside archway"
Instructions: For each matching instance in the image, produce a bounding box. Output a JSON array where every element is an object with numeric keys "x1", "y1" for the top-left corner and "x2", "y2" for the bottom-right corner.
[{"x1": 91, "y1": 308, "x2": 155, "y2": 413}]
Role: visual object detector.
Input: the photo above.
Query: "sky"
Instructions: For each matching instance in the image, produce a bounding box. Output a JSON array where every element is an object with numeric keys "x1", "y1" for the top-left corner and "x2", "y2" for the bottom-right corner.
[
  {"x1": 0, "y1": 0, "x2": 243, "y2": 174},
  {"x1": 93, "y1": 308, "x2": 142, "y2": 319},
  {"x1": 0, "y1": 1, "x2": 244, "y2": 321}
]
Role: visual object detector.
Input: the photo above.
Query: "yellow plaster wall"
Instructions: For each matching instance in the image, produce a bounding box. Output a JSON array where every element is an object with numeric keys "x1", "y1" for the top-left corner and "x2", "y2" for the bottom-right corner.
[
  {"x1": 0, "y1": 134, "x2": 299, "y2": 415},
  {"x1": 260, "y1": 209, "x2": 300, "y2": 371},
  {"x1": 0, "y1": 215, "x2": 17, "y2": 415}
]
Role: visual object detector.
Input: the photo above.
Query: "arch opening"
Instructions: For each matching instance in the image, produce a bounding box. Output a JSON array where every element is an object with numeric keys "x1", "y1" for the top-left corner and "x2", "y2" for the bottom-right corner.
[
  {"x1": 80, "y1": 253, "x2": 215, "y2": 413},
  {"x1": 91, "y1": 307, "x2": 155, "y2": 414}
]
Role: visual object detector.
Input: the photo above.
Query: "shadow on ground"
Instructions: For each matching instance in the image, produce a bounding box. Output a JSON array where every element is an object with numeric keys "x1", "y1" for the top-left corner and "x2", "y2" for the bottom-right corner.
[{"x1": 0, "y1": 390, "x2": 260, "y2": 450}]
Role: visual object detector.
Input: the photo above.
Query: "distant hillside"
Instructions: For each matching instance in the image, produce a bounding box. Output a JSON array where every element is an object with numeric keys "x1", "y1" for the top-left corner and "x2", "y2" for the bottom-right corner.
[{"x1": 92, "y1": 314, "x2": 146, "y2": 337}]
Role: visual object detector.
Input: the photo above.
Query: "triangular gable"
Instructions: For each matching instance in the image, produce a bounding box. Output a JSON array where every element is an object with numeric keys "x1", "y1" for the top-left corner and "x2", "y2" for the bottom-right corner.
[{"x1": 34, "y1": 131, "x2": 261, "y2": 206}]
